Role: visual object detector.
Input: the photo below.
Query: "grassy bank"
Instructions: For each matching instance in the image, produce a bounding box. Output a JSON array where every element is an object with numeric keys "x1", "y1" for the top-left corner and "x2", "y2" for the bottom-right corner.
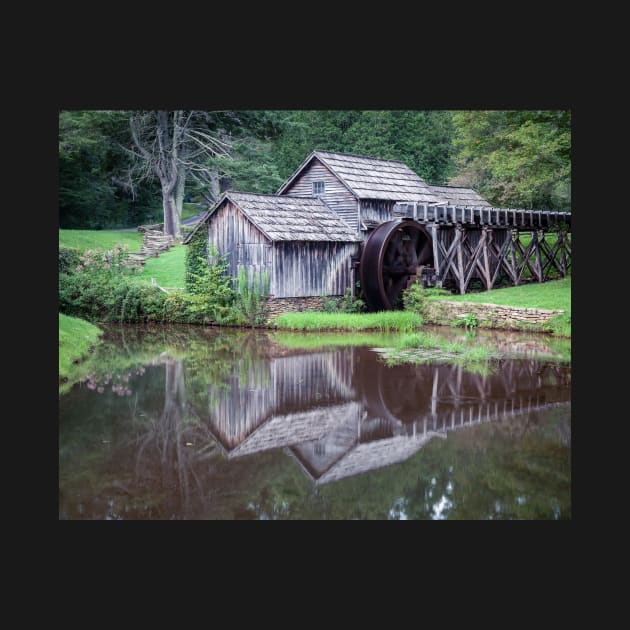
[
  {"x1": 434, "y1": 277, "x2": 571, "y2": 312},
  {"x1": 429, "y1": 277, "x2": 571, "y2": 337},
  {"x1": 272, "y1": 311, "x2": 421, "y2": 332},
  {"x1": 60, "y1": 229, "x2": 186, "y2": 290},
  {"x1": 59, "y1": 229, "x2": 143, "y2": 252},
  {"x1": 138, "y1": 245, "x2": 186, "y2": 289},
  {"x1": 59, "y1": 314, "x2": 103, "y2": 386}
]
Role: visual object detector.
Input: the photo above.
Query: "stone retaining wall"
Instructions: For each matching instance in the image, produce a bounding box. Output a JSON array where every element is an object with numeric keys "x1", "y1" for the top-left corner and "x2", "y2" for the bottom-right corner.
[
  {"x1": 265, "y1": 296, "x2": 338, "y2": 319},
  {"x1": 425, "y1": 300, "x2": 564, "y2": 329}
]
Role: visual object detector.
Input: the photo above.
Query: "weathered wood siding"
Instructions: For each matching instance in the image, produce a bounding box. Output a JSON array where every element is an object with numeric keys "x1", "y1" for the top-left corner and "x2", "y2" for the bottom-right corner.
[
  {"x1": 360, "y1": 200, "x2": 395, "y2": 226},
  {"x1": 271, "y1": 241, "x2": 359, "y2": 298},
  {"x1": 201, "y1": 350, "x2": 356, "y2": 451},
  {"x1": 207, "y1": 200, "x2": 272, "y2": 288},
  {"x1": 282, "y1": 158, "x2": 358, "y2": 231}
]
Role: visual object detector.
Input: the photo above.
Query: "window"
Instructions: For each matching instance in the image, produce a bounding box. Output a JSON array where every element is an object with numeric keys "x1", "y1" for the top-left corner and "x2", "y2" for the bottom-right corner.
[{"x1": 312, "y1": 181, "x2": 325, "y2": 196}]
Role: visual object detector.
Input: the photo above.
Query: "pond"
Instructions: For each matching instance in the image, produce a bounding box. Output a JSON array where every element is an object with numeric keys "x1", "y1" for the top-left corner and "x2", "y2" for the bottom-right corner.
[{"x1": 59, "y1": 325, "x2": 571, "y2": 520}]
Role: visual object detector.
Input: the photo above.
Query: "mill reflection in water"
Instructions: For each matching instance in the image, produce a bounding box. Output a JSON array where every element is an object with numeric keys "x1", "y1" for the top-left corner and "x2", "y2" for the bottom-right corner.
[
  {"x1": 59, "y1": 327, "x2": 570, "y2": 520},
  {"x1": 194, "y1": 341, "x2": 570, "y2": 484}
]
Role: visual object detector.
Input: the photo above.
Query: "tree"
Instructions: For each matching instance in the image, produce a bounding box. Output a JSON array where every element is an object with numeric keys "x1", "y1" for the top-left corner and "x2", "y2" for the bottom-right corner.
[
  {"x1": 273, "y1": 110, "x2": 456, "y2": 184},
  {"x1": 451, "y1": 110, "x2": 571, "y2": 211},
  {"x1": 128, "y1": 111, "x2": 232, "y2": 237},
  {"x1": 59, "y1": 110, "x2": 160, "y2": 229}
]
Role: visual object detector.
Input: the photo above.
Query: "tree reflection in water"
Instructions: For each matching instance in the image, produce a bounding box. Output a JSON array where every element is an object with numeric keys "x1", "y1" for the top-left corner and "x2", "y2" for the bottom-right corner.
[{"x1": 59, "y1": 326, "x2": 571, "y2": 520}]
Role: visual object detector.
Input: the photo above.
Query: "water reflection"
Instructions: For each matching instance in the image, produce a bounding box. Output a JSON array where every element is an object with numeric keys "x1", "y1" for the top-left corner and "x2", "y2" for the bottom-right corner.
[
  {"x1": 201, "y1": 344, "x2": 570, "y2": 485},
  {"x1": 59, "y1": 326, "x2": 571, "y2": 519}
]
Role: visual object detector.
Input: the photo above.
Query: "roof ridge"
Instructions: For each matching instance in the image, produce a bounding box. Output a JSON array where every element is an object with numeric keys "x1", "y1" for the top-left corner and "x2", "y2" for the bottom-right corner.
[
  {"x1": 314, "y1": 149, "x2": 408, "y2": 165},
  {"x1": 431, "y1": 185, "x2": 478, "y2": 190},
  {"x1": 226, "y1": 190, "x2": 321, "y2": 201}
]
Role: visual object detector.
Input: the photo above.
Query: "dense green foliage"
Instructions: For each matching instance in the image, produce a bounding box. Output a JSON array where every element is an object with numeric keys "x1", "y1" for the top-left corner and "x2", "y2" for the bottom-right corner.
[
  {"x1": 274, "y1": 110, "x2": 456, "y2": 184},
  {"x1": 452, "y1": 110, "x2": 571, "y2": 210},
  {"x1": 59, "y1": 313, "x2": 103, "y2": 385},
  {"x1": 184, "y1": 229, "x2": 209, "y2": 292},
  {"x1": 59, "y1": 111, "x2": 161, "y2": 228},
  {"x1": 58, "y1": 247, "x2": 81, "y2": 274}
]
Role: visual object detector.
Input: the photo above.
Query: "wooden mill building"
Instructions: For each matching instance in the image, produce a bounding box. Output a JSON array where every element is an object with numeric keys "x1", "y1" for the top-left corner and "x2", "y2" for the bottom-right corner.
[{"x1": 185, "y1": 150, "x2": 571, "y2": 311}]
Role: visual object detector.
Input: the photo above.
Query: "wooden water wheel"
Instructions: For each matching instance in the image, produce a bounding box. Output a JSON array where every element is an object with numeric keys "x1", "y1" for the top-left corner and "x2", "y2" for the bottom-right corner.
[{"x1": 359, "y1": 220, "x2": 433, "y2": 311}]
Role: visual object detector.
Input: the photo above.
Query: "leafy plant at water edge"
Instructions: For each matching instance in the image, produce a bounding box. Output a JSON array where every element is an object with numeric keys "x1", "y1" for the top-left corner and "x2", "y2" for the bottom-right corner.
[
  {"x1": 402, "y1": 282, "x2": 450, "y2": 316},
  {"x1": 452, "y1": 313, "x2": 479, "y2": 330},
  {"x1": 324, "y1": 288, "x2": 366, "y2": 314}
]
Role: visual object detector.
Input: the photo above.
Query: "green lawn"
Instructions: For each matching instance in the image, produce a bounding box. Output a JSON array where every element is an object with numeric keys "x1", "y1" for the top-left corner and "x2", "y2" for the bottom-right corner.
[
  {"x1": 435, "y1": 277, "x2": 571, "y2": 313},
  {"x1": 59, "y1": 229, "x2": 143, "y2": 252},
  {"x1": 60, "y1": 229, "x2": 186, "y2": 289},
  {"x1": 59, "y1": 313, "x2": 103, "y2": 384},
  {"x1": 138, "y1": 245, "x2": 186, "y2": 288},
  {"x1": 182, "y1": 203, "x2": 203, "y2": 220}
]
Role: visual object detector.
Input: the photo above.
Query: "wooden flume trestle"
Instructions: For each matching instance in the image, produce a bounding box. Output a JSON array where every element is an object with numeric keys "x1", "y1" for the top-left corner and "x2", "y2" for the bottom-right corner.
[{"x1": 359, "y1": 204, "x2": 571, "y2": 310}]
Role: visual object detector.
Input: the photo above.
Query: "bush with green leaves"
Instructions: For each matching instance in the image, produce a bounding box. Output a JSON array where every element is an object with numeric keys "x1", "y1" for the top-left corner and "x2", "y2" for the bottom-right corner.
[
  {"x1": 59, "y1": 233, "x2": 242, "y2": 325},
  {"x1": 323, "y1": 288, "x2": 365, "y2": 313},
  {"x1": 59, "y1": 247, "x2": 81, "y2": 274},
  {"x1": 75, "y1": 243, "x2": 142, "y2": 275},
  {"x1": 402, "y1": 282, "x2": 450, "y2": 316}
]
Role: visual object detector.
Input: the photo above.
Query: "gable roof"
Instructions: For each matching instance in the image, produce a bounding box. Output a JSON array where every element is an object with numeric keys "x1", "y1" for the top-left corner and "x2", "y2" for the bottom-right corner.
[
  {"x1": 184, "y1": 191, "x2": 360, "y2": 244},
  {"x1": 428, "y1": 185, "x2": 491, "y2": 207},
  {"x1": 277, "y1": 150, "x2": 445, "y2": 203}
]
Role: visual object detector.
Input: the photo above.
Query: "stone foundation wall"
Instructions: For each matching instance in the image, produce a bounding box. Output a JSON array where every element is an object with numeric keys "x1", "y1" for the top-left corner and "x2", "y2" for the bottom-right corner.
[
  {"x1": 425, "y1": 300, "x2": 564, "y2": 329},
  {"x1": 265, "y1": 296, "x2": 339, "y2": 319}
]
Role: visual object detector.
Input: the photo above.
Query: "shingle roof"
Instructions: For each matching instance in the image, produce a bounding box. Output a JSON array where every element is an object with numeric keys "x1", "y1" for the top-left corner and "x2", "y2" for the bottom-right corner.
[
  {"x1": 279, "y1": 150, "x2": 446, "y2": 203},
  {"x1": 312, "y1": 433, "x2": 444, "y2": 485},
  {"x1": 428, "y1": 185, "x2": 491, "y2": 207},
  {"x1": 184, "y1": 191, "x2": 360, "y2": 243}
]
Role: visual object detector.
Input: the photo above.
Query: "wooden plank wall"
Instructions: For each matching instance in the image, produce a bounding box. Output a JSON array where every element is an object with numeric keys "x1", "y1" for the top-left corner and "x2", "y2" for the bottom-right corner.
[
  {"x1": 207, "y1": 201, "x2": 269, "y2": 280},
  {"x1": 271, "y1": 241, "x2": 359, "y2": 298},
  {"x1": 360, "y1": 200, "x2": 395, "y2": 225},
  {"x1": 204, "y1": 350, "x2": 356, "y2": 450},
  {"x1": 281, "y1": 158, "x2": 359, "y2": 230}
]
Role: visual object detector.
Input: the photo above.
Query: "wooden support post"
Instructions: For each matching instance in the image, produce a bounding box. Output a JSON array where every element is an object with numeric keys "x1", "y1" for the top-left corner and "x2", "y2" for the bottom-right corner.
[
  {"x1": 559, "y1": 230, "x2": 568, "y2": 276},
  {"x1": 533, "y1": 229, "x2": 543, "y2": 282},
  {"x1": 430, "y1": 224, "x2": 441, "y2": 285},
  {"x1": 455, "y1": 225, "x2": 465, "y2": 294}
]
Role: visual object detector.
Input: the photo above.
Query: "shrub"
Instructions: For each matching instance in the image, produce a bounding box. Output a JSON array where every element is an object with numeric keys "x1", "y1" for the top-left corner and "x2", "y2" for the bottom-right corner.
[
  {"x1": 75, "y1": 243, "x2": 142, "y2": 276},
  {"x1": 59, "y1": 272, "x2": 168, "y2": 323},
  {"x1": 59, "y1": 247, "x2": 81, "y2": 274},
  {"x1": 322, "y1": 288, "x2": 366, "y2": 313},
  {"x1": 402, "y1": 281, "x2": 449, "y2": 316}
]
